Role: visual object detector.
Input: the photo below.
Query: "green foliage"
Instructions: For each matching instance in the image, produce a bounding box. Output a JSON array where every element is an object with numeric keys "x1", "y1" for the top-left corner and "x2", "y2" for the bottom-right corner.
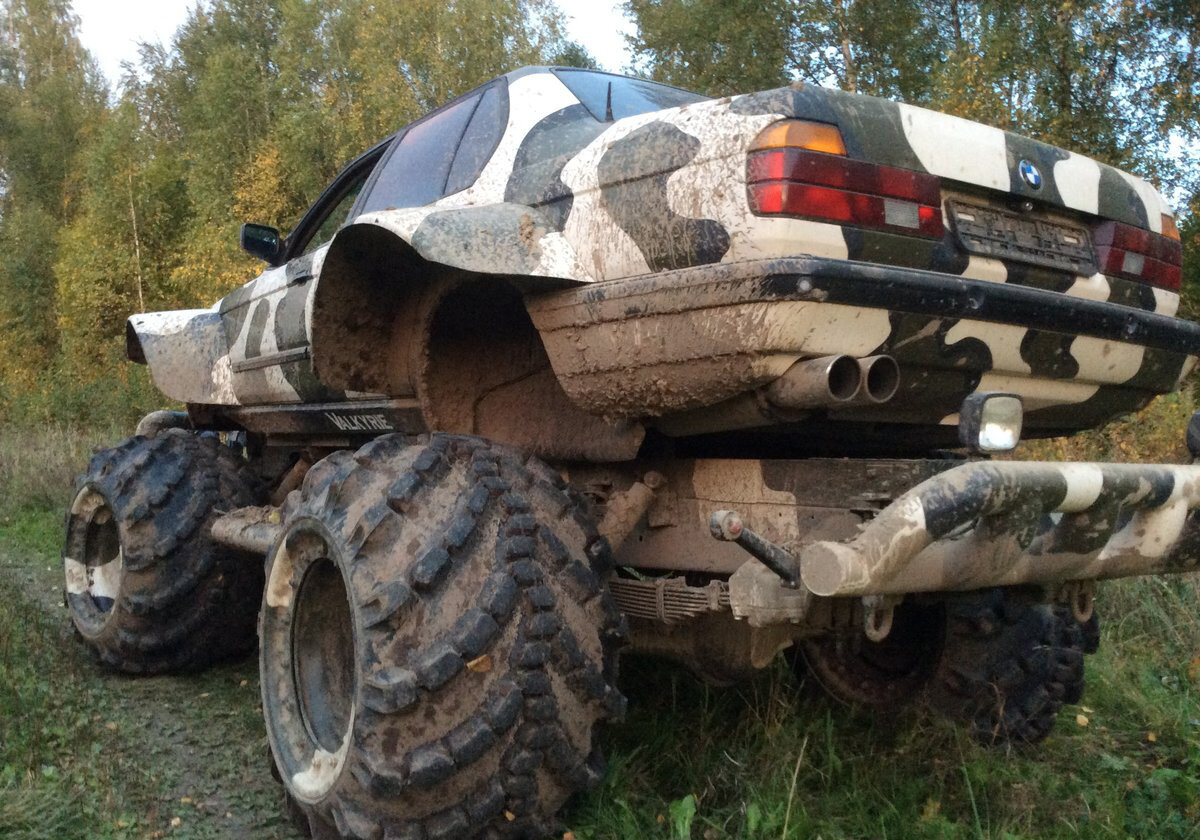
[
  {"x1": 626, "y1": 0, "x2": 1199, "y2": 201},
  {"x1": 0, "y1": 0, "x2": 105, "y2": 388},
  {"x1": 626, "y1": 0, "x2": 794, "y2": 95},
  {"x1": 0, "y1": 0, "x2": 575, "y2": 419}
]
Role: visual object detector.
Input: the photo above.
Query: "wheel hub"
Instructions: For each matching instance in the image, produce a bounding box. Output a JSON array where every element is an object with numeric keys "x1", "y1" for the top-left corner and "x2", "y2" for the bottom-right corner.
[
  {"x1": 64, "y1": 487, "x2": 125, "y2": 635},
  {"x1": 292, "y1": 557, "x2": 356, "y2": 752},
  {"x1": 800, "y1": 601, "x2": 945, "y2": 707},
  {"x1": 261, "y1": 526, "x2": 357, "y2": 804}
]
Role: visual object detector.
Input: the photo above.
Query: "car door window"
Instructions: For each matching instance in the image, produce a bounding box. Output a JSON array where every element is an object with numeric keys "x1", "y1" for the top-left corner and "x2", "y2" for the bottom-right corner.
[
  {"x1": 552, "y1": 69, "x2": 708, "y2": 122},
  {"x1": 358, "y1": 92, "x2": 482, "y2": 214},
  {"x1": 281, "y1": 139, "x2": 390, "y2": 262},
  {"x1": 446, "y1": 82, "x2": 508, "y2": 194},
  {"x1": 299, "y1": 178, "x2": 367, "y2": 255}
]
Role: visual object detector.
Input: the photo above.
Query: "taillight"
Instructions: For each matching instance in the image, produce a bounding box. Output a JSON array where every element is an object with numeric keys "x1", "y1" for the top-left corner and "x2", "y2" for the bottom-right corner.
[
  {"x1": 747, "y1": 120, "x2": 944, "y2": 239},
  {"x1": 1094, "y1": 220, "x2": 1182, "y2": 292},
  {"x1": 1162, "y1": 213, "x2": 1181, "y2": 242}
]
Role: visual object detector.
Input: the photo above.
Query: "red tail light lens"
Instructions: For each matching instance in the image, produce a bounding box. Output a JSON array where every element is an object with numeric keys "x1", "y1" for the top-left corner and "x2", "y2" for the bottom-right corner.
[
  {"x1": 1094, "y1": 220, "x2": 1182, "y2": 292},
  {"x1": 747, "y1": 121, "x2": 944, "y2": 240}
]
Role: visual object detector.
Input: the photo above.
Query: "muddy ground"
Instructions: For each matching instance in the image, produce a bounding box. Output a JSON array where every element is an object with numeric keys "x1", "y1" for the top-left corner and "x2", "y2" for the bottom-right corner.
[
  {"x1": 7, "y1": 524, "x2": 1200, "y2": 840},
  {"x1": 2, "y1": 549, "x2": 302, "y2": 840}
]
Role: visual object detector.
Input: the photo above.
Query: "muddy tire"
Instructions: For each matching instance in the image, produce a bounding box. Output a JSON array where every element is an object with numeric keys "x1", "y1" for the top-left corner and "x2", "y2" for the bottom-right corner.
[
  {"x1": 796, "y1": 600, "x2": 945, "y2": 707},
  {"x1": 260, "y1": 434, "x2": 625, "y2": 840},
  {"x1": 927, "y1": 588, "x2": 1084, "y2": 745},
  {"x1": 63, "y1": 429, "x2": 263, "y2": 674}
]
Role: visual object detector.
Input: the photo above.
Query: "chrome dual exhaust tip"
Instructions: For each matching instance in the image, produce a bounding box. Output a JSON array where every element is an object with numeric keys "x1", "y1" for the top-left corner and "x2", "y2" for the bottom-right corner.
[{"x1": 765, "y1": 354, "x2": 899, "y2": 410}]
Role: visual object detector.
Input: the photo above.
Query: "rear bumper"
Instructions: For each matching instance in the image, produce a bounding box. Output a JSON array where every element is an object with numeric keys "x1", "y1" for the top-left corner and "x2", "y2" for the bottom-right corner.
[
  {"x1": 760, "y1": 257, "x2": 1200, "y2": 355},
  {"x1": 528, "y1": 257, "x2": 1198, "y2": 429},
  {"x1": 800, "y1": 459, "x2": 1200, "y2": 596},
  {"x1": 540, "y1": 256, "x2": 1200, "y2": 355}
]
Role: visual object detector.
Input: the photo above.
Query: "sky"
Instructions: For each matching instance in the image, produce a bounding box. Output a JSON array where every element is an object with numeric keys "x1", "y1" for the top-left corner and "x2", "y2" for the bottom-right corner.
[{"x1": 72, "y1": 0, "x2": 637, "y2": 85}]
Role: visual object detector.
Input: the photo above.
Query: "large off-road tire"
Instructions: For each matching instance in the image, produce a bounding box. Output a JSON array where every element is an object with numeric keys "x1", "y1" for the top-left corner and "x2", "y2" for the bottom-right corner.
[
  {"x1": 63, "y1": 429, "x2": 263, "y2": 673},
  {"x1": 927, "y1": 588, "x2": 1086, "y2": 745},
  {"x1": 260, "y1": 434, "x2": 625, "y2": 840}
]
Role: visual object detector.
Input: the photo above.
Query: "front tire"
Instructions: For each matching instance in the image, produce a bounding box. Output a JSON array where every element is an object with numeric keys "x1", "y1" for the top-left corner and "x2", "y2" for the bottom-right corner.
[
  {"x1": 260, "y1": 434, "x2": 625, "y2": 840},
  {"x1": 63, "y1": 429, "x2": 263, "y2": 673}
]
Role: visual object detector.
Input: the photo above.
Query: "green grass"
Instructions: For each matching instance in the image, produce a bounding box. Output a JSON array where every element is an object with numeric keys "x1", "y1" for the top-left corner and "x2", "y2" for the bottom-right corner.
[
  {"x1": 4, "y1": 416, "x2": 1200, "y2": 839},
  {"x1": 0, "y1": 509, "x2": 295, "y2": 840}
]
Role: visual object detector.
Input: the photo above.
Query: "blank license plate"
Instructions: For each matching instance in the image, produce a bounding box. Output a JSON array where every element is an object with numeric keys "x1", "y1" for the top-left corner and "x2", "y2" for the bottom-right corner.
[{"x1": 948, "y1": 201, "x2": 1096, "y2": 275}]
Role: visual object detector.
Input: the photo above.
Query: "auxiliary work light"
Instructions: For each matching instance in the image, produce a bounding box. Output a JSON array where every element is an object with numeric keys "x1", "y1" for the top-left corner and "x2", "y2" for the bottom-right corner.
[{"x1": 959, "y1": 393, "x2": 1024, "y2": 454}]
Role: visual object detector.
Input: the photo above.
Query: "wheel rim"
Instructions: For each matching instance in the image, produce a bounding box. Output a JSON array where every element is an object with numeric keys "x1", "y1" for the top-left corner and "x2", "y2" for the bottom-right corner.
[
  {"x1": 292, "y1": 557, "x2": 356, "y2": 753},
  {"x1": 261, "y1": 524, "x2": 357, "y2": 804},
  {"x1": 64, "y1": 487, "x2": 125, "y2": 636},
  {"x1": 801, "y1": 601, "x2": 945, "y2": 707}
]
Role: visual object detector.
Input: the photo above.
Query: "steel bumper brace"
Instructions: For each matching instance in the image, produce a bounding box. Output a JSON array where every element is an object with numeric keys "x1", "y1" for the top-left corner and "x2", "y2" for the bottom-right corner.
[{"x1": 799, "y1": 460, "x2": 1200, "y2": 597}]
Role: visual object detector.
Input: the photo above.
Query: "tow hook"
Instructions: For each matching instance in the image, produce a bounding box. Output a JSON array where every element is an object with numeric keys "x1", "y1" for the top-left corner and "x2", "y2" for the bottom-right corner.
[
  {"x1": 861, "y1": 594, "x2": 901, "y2": 641},
  {"x1": 1055, "y1": 580, "x2": 1096, "y2": 624},
  {"x1": 709, "y1": 510, "x2": 802, "y2": 587}
]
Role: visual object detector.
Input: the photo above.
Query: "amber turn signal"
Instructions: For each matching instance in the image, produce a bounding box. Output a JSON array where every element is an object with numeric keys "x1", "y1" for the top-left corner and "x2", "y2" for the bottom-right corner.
[
  {"x1": 750, "y1": 120, "x2": 848, "y2": 156},
  {"x1": 1162, "y1": 213, "x2": 1181, "y2": 242}
]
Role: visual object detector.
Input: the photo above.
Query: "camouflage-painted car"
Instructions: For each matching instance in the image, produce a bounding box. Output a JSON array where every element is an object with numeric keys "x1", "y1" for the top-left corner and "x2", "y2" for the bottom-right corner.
[{"x1": 67, "y1": 67, "x2": 1197, "y2": 839}]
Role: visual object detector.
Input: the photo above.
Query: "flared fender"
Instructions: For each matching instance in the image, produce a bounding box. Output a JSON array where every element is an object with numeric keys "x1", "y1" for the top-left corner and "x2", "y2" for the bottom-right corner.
[{"x1": 126, "y1": 308, "x2": 234, "y2": 405}]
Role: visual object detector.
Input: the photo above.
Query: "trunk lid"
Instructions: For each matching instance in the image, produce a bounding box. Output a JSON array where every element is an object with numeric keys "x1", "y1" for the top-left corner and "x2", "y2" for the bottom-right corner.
[{"x1": 818, "y1": 87, "x2": 1172, "y2": 234}]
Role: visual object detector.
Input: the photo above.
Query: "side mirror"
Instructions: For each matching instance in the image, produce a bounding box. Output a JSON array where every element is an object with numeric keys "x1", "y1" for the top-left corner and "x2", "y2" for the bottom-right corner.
[{"x1": 240, "y1": 223, "x2": 282, "y2": 264}]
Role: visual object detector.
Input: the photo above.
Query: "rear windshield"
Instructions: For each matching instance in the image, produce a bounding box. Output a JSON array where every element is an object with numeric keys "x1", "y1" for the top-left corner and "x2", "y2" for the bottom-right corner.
[{"x1": 552, "y1": 69, "x2": 708, "y2": 122}]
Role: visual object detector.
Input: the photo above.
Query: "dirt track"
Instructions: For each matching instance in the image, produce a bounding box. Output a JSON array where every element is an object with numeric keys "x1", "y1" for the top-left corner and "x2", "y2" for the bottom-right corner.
[{"x1": 3, "y1": 549, "x2": 301, "y2": 840}]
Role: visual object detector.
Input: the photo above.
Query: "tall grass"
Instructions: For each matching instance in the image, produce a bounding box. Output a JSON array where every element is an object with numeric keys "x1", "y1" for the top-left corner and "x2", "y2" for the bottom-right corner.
[{"x1": 0, "y1": 424, "x2": 126, "y2": 516}]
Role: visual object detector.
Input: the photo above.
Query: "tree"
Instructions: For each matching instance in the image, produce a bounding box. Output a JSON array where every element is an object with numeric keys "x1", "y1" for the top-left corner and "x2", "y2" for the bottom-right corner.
[
  {"x1": 0, "y1": 0, "x2": 105, "y2": 386},
  {"x1": 625, "y1": 0, "x2": 1199, "y2": 201},
  {"x1": 626, "y1": 0, "x2": 795, "y2": 95}
]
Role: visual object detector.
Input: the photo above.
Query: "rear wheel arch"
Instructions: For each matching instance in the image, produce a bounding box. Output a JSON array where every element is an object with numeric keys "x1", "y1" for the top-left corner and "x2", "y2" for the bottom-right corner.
[{"x1": 311, "y1": 223, "x2": 643, "y2": 461}]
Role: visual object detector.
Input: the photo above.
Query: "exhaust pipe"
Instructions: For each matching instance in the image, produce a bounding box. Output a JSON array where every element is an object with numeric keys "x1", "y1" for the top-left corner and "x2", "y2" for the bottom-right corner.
[
  {"x1": 764, "y1": 354, "x2": 862, "y2": 410},
  {"x1": 656, "y1": 354, "x2": 900, "y2": 437},
  {"x1": 854, "y1": 355, "x2": 900, "y2": 404}
]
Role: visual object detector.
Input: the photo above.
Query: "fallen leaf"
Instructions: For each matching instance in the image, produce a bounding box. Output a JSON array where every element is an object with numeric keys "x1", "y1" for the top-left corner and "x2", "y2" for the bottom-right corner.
[
  {"x1": 1147, "y1": 732, "x2": 1157, "y2": 743},
  {"x1": 467, "y1": 654, "x2": 492, "y2": 673},
  {"x1": 239, "y1": 680, "x2": 248, "y2": 687},
  {"x1": 169, "y1": 817, "x2": 181, "y2": 828},
  {"x1": 1076, "y1": 714, "x2": 1090, "y2": 727},
  {"x1": 180, "y1": 797, "x2": 192, "y2": 805},
  {"x1": 504, "y1": 811, "x2": 516, "y2": 822}
]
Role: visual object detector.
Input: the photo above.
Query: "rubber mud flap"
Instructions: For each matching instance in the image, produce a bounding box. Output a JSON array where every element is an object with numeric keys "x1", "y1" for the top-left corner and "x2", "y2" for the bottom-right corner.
[
  {"x1": 260, "y1": 433, "x2": 626, "y2": 840},
  {"x1": 63, "y1": 429, "x2": 264, "y2": 673}
]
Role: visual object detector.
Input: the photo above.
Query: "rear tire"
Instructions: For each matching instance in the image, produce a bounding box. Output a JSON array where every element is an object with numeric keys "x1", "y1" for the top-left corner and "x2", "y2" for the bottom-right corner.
[
  {"x1": 796, "y1": 600, "x2": 945, "y2": 707},
  {"x1": 260, "y1": 434, "x2": 625, "y2": 840},
  {"x1": 63, "y1": 429, "x2": 263, "y2": 673},
  {"x1": 927, "y1": 588, "x2": 1084, "y2": 745}
]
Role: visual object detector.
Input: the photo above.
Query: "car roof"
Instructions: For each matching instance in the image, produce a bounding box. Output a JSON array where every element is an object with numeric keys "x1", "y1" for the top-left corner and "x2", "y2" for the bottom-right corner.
[{"x1": 502, "y1": 65, "x2": 705, "y2": 98}]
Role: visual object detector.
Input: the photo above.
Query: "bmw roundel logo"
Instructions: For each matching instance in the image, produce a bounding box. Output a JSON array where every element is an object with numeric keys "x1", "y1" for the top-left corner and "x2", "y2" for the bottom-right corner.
[{"x1": 1018, "y1": 159, "x2": 1043, "y2": 189}]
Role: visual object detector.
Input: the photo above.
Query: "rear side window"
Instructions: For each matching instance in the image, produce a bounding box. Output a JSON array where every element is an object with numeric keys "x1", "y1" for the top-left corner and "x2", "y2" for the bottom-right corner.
[
  {"x1": 358, "y1": 91, "x2": 481, "y2": 213},
  {"x1": 446, "y1": 82, "x2": 509, "y2": 194},
  {"x1": 553, "y1": 69, "x2": 708, "y2": 122}
]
